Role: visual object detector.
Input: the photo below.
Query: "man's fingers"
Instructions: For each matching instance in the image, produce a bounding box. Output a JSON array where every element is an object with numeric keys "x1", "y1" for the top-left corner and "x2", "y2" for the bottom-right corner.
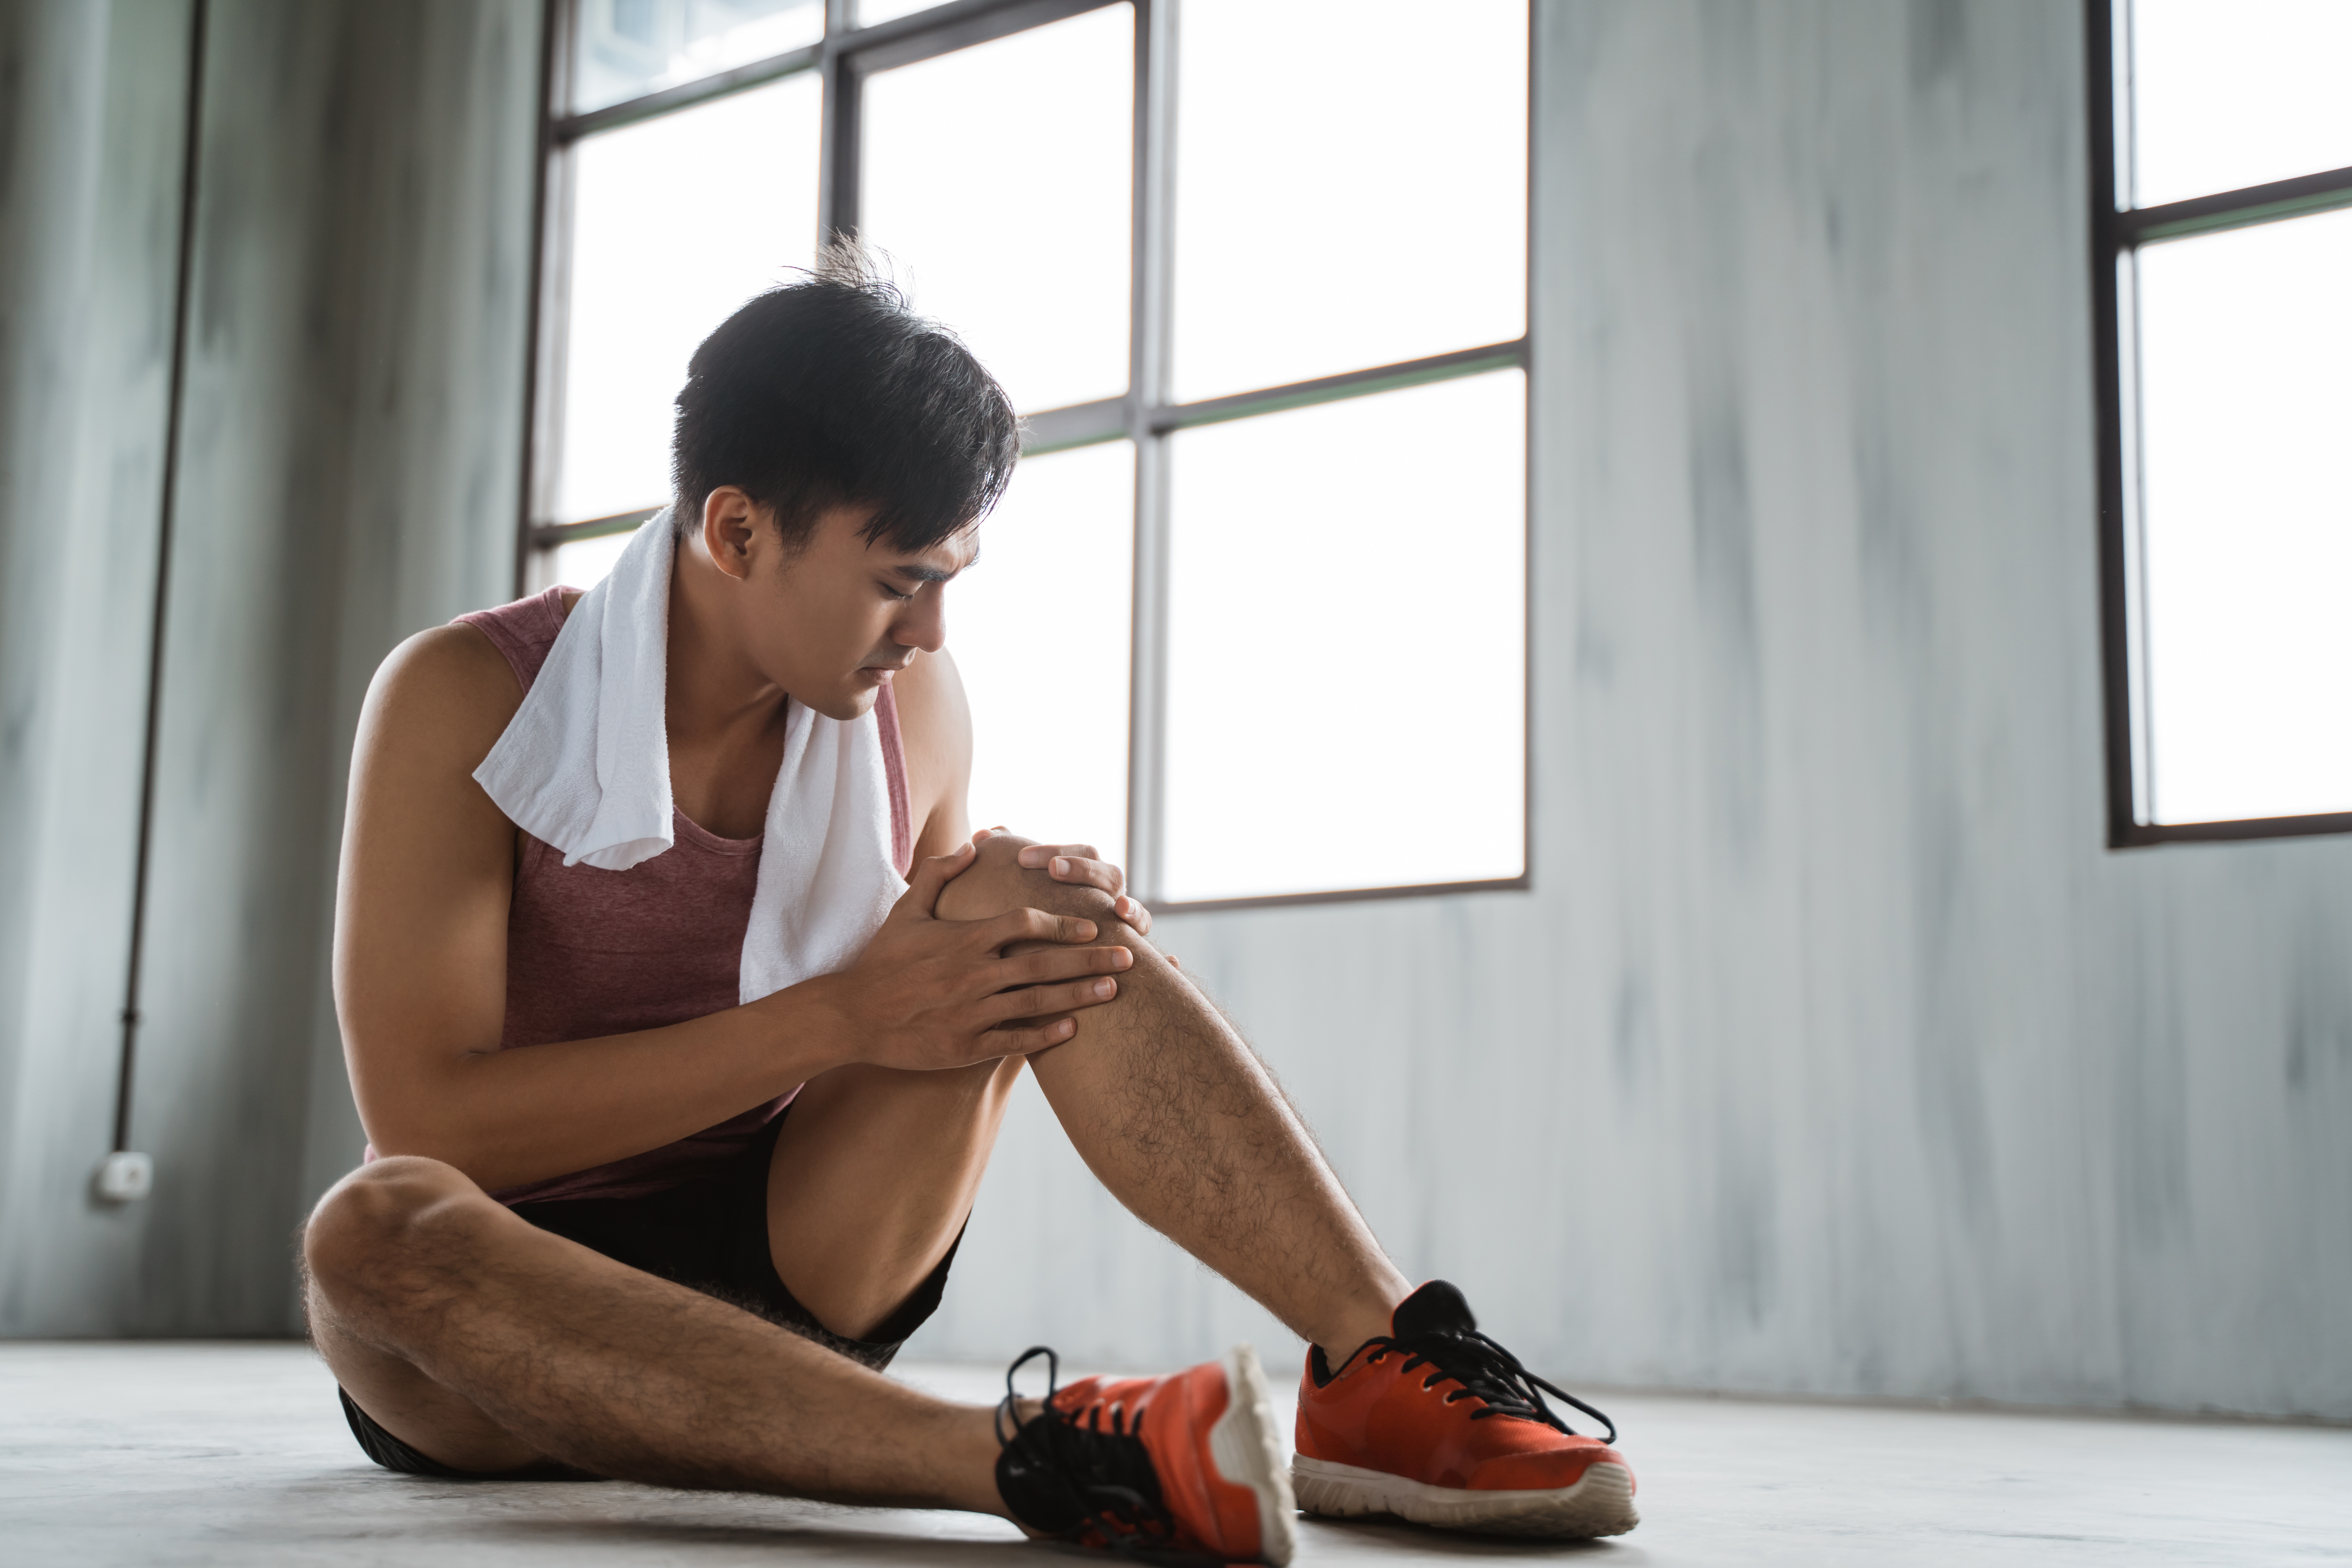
[
  {"x1": 1054, "y1": 857, "x2": 1126, "y2": 897},
  {"x1": 996, "y1": 943, "x2": 1132, "y2": 989},
  {"x1": 975, "y1": 906, "x2": 1098, "y2": 950},
  {"x1": 900, "y1": 840, "x2": 976, "y2": 915},
  {"x1": 986, "y1": 1015, "x2": 1081, "y2": 1055},
  {"x1": 1113, "y1": 894, "x2": 1152, "y2": 936},
  {"x1": 1022, "y1": 846, "x2": 1126, "y2": 900},
  {"x1": 1018, "y1": 842, "x2": 1101, "y2": 867},
  {"x1": 982, "y1": 975, "x2": 1120, "y2": 1025}
]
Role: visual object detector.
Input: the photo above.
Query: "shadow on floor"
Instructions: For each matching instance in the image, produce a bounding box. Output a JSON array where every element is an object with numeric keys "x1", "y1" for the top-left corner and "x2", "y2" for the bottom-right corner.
[
  {"x1": 1297, "y1": 1517, "x2": 1631, "y2": 1560},
  {"x1": 467, "y1": 1517, "x2": 1038, "y2": 1563}
]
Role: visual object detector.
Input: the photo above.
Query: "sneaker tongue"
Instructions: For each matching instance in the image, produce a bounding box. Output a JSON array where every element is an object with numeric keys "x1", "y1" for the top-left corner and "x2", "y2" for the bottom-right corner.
[{"x1": 1390, "y1": 1279, "x2": 1477, "y2": 1339}]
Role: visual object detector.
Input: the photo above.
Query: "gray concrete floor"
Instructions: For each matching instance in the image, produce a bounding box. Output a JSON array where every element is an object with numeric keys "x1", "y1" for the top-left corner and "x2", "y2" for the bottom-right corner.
[{"x1": 2, "y1": 1342, "x2": 2347, "y2": 1566}]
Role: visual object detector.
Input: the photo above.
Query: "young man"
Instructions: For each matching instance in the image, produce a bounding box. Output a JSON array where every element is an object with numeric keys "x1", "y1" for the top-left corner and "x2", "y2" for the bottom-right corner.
[{"x1": 304, "y1": 252, "x2": 1636, "y2": 1561}]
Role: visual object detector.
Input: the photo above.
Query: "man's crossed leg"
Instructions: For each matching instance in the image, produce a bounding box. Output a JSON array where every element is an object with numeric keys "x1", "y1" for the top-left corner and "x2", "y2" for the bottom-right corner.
[{"x1": 304, "y1": 835, "x2": 1635, "y2": 1559}]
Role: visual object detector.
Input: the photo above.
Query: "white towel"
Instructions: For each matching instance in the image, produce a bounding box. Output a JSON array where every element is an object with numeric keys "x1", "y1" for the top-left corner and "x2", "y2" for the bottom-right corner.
[{"x1": 473, "y1": 513, "x2": 904, "y2": 1005}]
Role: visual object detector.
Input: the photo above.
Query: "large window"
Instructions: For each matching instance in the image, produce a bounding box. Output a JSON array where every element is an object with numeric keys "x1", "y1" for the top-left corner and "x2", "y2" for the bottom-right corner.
[
  {"x1": 2092, "y1": 0, "x2": 2352, "y2": 844},
  {"x1": 526, "y1": 0, "x2": 1530, "y2": 906}
]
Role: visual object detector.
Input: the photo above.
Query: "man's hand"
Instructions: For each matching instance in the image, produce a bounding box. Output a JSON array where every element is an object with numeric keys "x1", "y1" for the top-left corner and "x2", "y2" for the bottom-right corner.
[
  {"x1": 816, "y1": 840, "x2": 1133, "y2": 1071},
  {"x1": 978, "y1": 827, "x2": 1155, "y2": 937}
]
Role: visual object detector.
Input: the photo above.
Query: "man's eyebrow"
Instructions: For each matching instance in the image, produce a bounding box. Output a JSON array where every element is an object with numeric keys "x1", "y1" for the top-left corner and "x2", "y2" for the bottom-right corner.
[{"x1": 888, "y1": 549, "x2": 977, "y2": 584}]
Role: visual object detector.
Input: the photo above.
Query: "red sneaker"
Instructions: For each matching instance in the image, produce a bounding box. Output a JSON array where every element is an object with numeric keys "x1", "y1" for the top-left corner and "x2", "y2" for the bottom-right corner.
[
  {"x1": 1293, "y1": 1281, "x2": 1638, "y2": 1539},
  {"x1": 994, "y1": 1344, "x2": 1297, "y2": 1565}
]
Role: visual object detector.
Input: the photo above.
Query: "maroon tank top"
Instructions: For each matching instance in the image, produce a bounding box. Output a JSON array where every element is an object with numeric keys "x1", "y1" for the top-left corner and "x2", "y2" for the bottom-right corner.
[{"x1": 451, "y1": 586, "x2": 914, "y2": 1205}]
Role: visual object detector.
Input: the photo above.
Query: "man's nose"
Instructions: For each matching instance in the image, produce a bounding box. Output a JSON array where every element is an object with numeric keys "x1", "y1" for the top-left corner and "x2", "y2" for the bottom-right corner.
[{"x1": 895, "y1": 594, "x2": 946, "y2": 655}]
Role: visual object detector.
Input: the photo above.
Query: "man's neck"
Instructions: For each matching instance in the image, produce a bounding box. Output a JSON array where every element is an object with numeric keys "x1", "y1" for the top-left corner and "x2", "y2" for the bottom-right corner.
[{"x1": 666, "y1": 537, "x2": 789, "y2": 746}]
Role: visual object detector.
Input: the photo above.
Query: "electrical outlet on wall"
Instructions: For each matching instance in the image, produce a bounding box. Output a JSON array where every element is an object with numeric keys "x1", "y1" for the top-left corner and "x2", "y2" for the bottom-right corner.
[{"x1": 93, "y1": 1151, "x2": 153, "y2": 1204}]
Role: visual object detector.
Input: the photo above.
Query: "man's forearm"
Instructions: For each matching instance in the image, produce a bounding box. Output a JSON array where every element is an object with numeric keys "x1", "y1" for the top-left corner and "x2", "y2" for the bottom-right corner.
[{"x1": 355, "y1": 981, "x2": 856, "y2": 1191}]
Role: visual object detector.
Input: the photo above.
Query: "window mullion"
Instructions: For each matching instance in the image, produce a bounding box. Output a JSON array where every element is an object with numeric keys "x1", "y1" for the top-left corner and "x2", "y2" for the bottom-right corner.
[
  {"x1": 520, "y1": 0, "x2": 575, "y2": 592},
  {"x1": 1126, "y1": 0, "x2": 1175, "y2": 901},
  {"x1": 820, "y1": 0, "x2": 851, "y2": 250},
  {"x1": 818, "y1": 43, "x2": 857, "y2": 242}
]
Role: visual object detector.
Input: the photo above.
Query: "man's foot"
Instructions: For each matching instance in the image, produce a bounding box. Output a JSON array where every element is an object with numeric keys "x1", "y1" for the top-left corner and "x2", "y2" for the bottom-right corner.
[
  {"x1": 994, "y1": 1343, "x2": 1296, "y2": 1565},
  {"x1": 1292, "y1": 1280, "x2": 1639, "y2": 1539}
]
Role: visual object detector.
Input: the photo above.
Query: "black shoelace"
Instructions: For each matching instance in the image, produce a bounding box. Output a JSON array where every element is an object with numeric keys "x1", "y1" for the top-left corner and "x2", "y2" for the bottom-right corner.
[
  {"x1": 1356, "y1": 1327, "x2": 1619, "y2": 1446},
  {"x1": 995, "y1": 1346, "x2": 1189, "y2": 1559}
]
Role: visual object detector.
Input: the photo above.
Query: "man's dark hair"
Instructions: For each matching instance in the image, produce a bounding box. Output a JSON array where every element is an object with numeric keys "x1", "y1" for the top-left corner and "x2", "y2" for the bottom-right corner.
[{"x1": 671, "y1": 242, "x2": 1020, "y2": 553}]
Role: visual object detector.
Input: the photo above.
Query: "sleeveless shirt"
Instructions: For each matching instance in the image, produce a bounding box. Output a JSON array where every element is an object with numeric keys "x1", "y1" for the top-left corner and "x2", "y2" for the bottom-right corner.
[{"x1": 451, "y1": 586, "x2": 915, "y2": 1204}]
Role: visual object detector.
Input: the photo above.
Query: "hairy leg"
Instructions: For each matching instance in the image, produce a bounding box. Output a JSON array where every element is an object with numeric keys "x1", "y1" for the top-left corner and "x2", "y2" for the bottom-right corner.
[
  {"x1": 935, "y1": 835, "x2": 1410, "y2": 1360},
  {"x1": 305, "y1": 839, "x2": 1403, "y2": 1492},
  {"x1": 305, "y1": 1156, "x2": 1011, "y2": 1505}
]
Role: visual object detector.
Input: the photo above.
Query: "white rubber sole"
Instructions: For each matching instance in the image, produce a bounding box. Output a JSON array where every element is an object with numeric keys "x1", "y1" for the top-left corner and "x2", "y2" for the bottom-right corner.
[
  {"x1": 1205, "y1": 1345, "x2": 1299, "y2": 1566},
  {"x1": 1292, "y1": 1454, "x2": 1640, "y2": 1540}
]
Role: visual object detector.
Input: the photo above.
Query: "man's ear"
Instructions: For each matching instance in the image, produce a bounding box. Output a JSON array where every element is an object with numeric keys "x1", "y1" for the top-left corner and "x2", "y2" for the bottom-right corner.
[{"x1": 700, "y1": 487, "x2": 761, "y2": 581}]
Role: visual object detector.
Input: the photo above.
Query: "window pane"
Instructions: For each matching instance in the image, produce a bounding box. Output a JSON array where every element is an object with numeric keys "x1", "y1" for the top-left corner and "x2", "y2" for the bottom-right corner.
[
  {"x1": 949, "y1": 443, "x2": 1135, "y2": 867},
  {"x1": 859, "y1": 5, "x2": 1132, "y2": 415},
  {"x1": 1163, "y1": 373, "x2": 1524, "y2": 901},
  {"x1": 1171, "y1": 0, "x2": 1526, "y2": 405},
  {"x1": 572, "y1": 0, "x2": 823, "y2": 116},
  {"x1": 2138, "y1": 209, "x2": 2352, "y2": 823},
  {"x1": 548, "y1": 529, "x2": 635, "y2": 592},
  {"x1": 2130, "y1": 0, "x2": 2352, "y2": 208},
  {"x1": 556, "y1": 75, "x2": 820, "y2": 524}
]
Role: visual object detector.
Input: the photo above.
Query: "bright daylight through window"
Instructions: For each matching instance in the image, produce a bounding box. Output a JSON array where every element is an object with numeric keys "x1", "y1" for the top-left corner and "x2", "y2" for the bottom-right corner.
[
  {"x1": 531, "y1": 0, "x2": 1530, "y2": 903},
  {"x1": 2103, "y1": 0, "x2": 2352, "y2": 838}
]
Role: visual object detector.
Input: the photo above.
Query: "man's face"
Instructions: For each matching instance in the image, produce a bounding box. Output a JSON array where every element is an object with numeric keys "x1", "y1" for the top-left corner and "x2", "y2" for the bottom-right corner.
[{"x1": 717, "y1": 497, "x2": 975, "y2": 721}]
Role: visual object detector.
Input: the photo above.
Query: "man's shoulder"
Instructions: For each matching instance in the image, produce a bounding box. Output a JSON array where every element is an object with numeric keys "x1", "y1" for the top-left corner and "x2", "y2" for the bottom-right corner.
[
  {"x1": 886, "y1": 650, "x2": 971, "y2": 837},
  {"x1": 889, "y1": 648, "x2": 971, "y2": 760},
  {"x1": 363, "y1": 622, "x2": 525, "y2": 775}
]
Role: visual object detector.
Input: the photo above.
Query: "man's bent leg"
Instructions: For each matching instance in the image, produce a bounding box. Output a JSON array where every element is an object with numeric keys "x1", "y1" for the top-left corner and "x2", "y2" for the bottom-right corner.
[
  {"x1": 935, "y1": 837, "x2": 1411, "y2": 1362},
  {"x1": 304, "y1": 1156, "x2": 1006, "y2": 1508},
  {"x1": 935, "y1": 839, "x2": 1641, "y2": 1547},
  {"x1": 764, "y1": 1056, "x2": 1025, "y2": 1341},
  {"x1": 307, "y1": 1204, "x2": 554, "y2": 1477}
]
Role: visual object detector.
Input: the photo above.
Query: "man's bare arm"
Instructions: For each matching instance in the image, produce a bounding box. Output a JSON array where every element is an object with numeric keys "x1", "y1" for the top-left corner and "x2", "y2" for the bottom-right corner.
[
  {"x1": 887, "y1": 646, "x2": 975, "y2": 865},
  {"x1": 334, "y1": 629, "x2": 1124, "y2": 1191}
]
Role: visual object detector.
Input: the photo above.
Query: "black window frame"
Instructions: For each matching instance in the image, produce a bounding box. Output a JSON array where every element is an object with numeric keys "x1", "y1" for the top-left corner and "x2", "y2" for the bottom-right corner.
[
  {"x1": 520, "y1": 0, "x2": 1535, "y2": 910},
  {"x1": 2088, "y1": 0, "x2": 2352, "y2": 848}
]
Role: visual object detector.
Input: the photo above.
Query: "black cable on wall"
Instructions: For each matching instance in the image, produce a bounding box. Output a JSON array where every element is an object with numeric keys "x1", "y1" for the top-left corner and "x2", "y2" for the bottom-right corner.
[{"x1": 111, "y1": 0, "x2": 211, "y2": 1173}]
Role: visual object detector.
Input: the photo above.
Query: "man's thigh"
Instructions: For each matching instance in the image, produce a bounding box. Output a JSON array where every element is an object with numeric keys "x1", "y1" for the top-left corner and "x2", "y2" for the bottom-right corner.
[
  {"x1": 764, "y1": 1056, "x2": 1025, "y2": 1343},
  {"x1": 764, "y1": 837, "x2": 1126, "y2": 1340}
]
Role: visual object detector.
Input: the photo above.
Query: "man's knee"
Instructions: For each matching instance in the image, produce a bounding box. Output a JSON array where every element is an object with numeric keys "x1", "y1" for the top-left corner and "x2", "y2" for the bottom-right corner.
[
  {"x1": 303, "y1": 1156, "x2": 491, "y2": 1305},
  {"x1": 937, "y1": 833, "x2": 1122, "y2": 931}
]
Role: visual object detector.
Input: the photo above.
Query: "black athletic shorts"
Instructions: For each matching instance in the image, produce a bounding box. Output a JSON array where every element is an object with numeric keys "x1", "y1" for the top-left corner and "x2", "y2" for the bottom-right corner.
[{"x1": 338, "y1": 1110, "x2": 961, "y2": 1480}]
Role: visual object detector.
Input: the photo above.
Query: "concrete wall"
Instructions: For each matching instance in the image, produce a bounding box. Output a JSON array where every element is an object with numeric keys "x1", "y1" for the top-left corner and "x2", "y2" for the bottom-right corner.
[
  {"x1": 915, "y1": 0, "x2": 2352, "y2": 1423},
  {"x1": 0, "y1": 0, "x2": 536, "y2": 1334},
  {"x1": 3, "y1": 0, "x2": 2345, "y2": 1420},
  {"x1": 0, "y1": 0, "x2": 191, "y2": 1332}
]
